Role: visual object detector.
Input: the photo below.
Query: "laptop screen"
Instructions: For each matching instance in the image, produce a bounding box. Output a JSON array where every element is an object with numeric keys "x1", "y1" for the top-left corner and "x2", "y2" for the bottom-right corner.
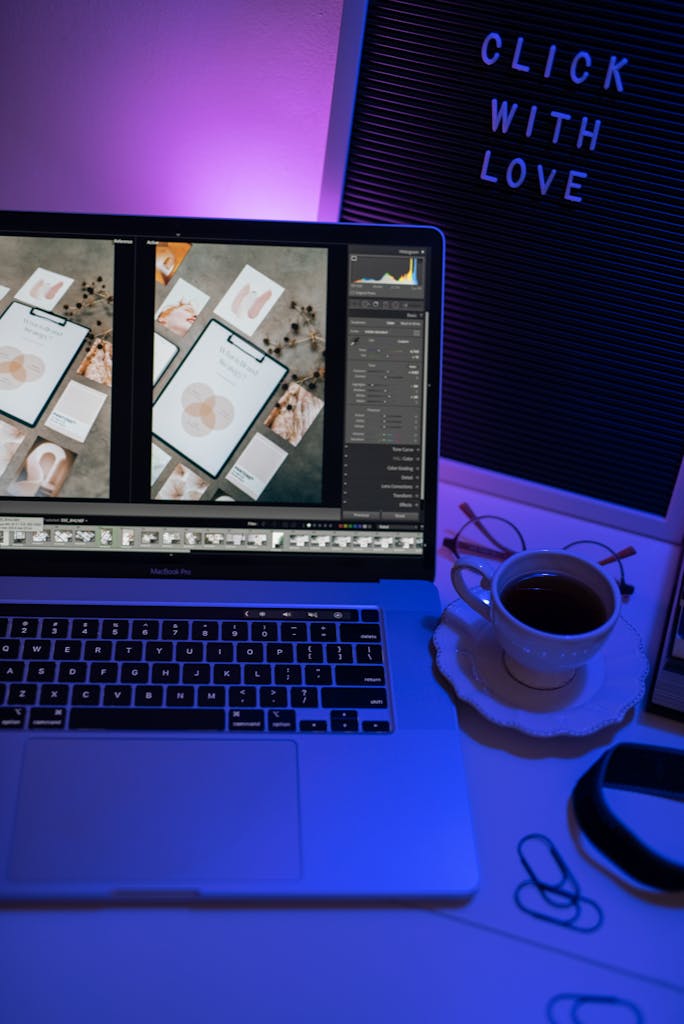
[{"x1": 0, "y1": 213, "x2": 442, "y2": 581}]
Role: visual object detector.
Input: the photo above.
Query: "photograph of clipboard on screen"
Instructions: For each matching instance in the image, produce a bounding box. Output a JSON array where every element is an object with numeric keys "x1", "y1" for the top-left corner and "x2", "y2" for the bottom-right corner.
[
  {"x1": 0, "y1": 302, "x2": 89, "y2": 427},
  {"x1": 152, "y1": 320, "x2": 287, "y2": 482}
]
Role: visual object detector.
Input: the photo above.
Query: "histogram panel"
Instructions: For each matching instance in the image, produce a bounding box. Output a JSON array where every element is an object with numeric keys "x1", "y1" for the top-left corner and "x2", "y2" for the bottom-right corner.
[{"x1": 350, "y1": 254, "x2": 423, "y2": 287}]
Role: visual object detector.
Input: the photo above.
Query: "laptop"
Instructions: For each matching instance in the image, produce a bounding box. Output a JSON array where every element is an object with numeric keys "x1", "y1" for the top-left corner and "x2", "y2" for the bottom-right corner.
[{"x1": 0, "y1": 211, "x2": 478, "y2": 901}]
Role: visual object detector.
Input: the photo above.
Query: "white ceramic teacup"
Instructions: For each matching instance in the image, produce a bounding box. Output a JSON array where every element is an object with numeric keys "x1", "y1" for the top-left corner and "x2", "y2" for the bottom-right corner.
[{"x1": 450, "y1": 548, "x2": 621, "y2": 689}]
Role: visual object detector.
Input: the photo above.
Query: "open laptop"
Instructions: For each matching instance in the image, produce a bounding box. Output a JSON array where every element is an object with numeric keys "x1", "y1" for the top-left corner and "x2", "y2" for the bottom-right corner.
[{"x1": 0, "y1": 211, "x2": 478, "y2": 901}]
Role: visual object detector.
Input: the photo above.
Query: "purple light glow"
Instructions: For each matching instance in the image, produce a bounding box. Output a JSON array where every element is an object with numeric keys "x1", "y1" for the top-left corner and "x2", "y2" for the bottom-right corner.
[{"x1": 0, "y1": 1, "x2": 346, "y2": 220}]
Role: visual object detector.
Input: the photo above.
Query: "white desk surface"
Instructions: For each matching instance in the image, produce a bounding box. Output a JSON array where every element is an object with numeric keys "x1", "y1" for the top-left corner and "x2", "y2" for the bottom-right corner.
[{"x1": 2, "y1": 473, "x2": 683, "y2": 1023}]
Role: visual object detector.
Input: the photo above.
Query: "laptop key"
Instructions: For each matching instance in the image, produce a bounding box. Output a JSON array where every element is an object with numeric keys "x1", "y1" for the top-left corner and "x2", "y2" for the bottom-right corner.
[
  {"x1": 321, "y1": 687, "x2": 388, "y2": 709},
  {"x1": 54, "y1": 640, "x2": 82, "y2": 659},
  {"x1": 305, "y1": 665, "x2": 332, "y2": 685},
  {"x1": 336, "y1": 665, "x2": 386, "y2": 686},
  {"x1": 259, "y1": 686, "x2": 287, "y2": 708},
  {"x1": 115, "y1": 641, "x2": 143, "y2": 661},
  {"x1": 326, "y1": 643, "x2": 353, "y2": 663},
  {"x1": 40, "y1": 684, "x2": 69, "y2": 705},
  {"x1": 229, "y1": 685, "x2": 257, "y2": 707},
  {"x1": 147, "y1": 642, "x2": 173, "y2": 661},
  {"x1": 133, "y1": 620, "x2": 159, "y2": 639},
  {"x1": 274, "y1": 664, "x2": 301, "y2": 685},
  {"x1": 23, "y1": 639, "x2": 51, "y2": 658},
  {"x1": 340, "y1": 623, "x2": 382, "y2": 643},
  {"x1": 356, "y1": 644, "x2": 384, "y2": 664},
  {"x1": 222, "y1": 622, "x2": 248, "y2": 641},
  {"x1": 135, "y1": 685, "x2": 162, "y2": 706},
  {"x1": 9, "y1": 684, "x2": 36, "y2": 704},
  {"x1": 362, "y1": 721, "x2": 391, "y2": 733},
  {"x1": 90, "y1": 663, "x2": 118, "y2": 683},
  {"x1": 166, "y1": 686, "x2": 195, "y2": 706},
  {"x1": 27, "y1": 662, "x2": 56, "y2": 683},
  {"x1": 0, "y1": 664, "x2": 24, "y2": 682},
  {"x1": 72, "y1": 619, "x2": 100, "y2": 638},
  {"x1": 69, "y1": 708, "x2": 225, "y2": 730},
  {"x1": 152, "y1": 663, "x2": 180, "y2": 684},
  {"x1": 268, "y1": 709, "x2": 296, "y2": 731},
  {"x1": 85, "y1": 640, "x2": 113, "y2": 660},
  {"x1": 182, "y1": 664, "x2": 210, "y2": 684},
  {"x1": 73, "y1": 685, "x2": 101, "y2": 705},
  {"x1": 102, "y1": 620, "x2": 129, "y2": 639},
  {"x1": 11, "y1": 618, "x2": 38, "y2": 638},
  {"x1": 251, "y1": 622, "x2": 277, "y2": 641},
  {"x1": 229, "y1": 709, "x2": 264, "y2": 731},
  {"x1": 58, "y1": 663, "x2": 87, "y2": 683},
  {"x1": 192, "y1": 621, "x2": 218, "y2": 641},
  {"x1": 244, "y1": 664, "x2": 271, "y2": 685},
  {"x1": 206, "y1": 642, "x2": 233, "y2": 661},
  {"x1": 291, "y1": 686, "x2": 319, "y2": 708},
  {"x1": 214, "y1": 664, "x2": 241, "y2": 684},
  {"x1": 281, "y1": 622, "x2": 307, "y2": 641},
  {"x1": 237, "y1": 643, "x2": 264, "y2": 662},
  {"x1": 162, "y1": 620, "x2": 189, "y2": 640},
  {"x1": 331, "y1": 710, "x2": 359, "y2": 732},
  {"x1": 103, "y1": 684, "x2": 132, "y2": 705},
  {"x1": 198, "y1": 686, "x2": 226, "y2": 706},
  {"x1": 300, "y1": 720, "x2": 327, "y2": 732},
  {"x1": 29, "y1": 707, "x2": 66, "y2": 729},
  {"x1": 297, "y1": 643, "x2": 324, "y2": 663},
  {"x1": 122, "y1": 664, "x2": 149, "y2": 683},
  {"x1": 177, "y1": 642, "x2": 203, "y2": 662},
  {"x1": 0, "y1": 707, "x2": 25, "y2": 728},
  {"x1": 310, "y1": 622, "x2": 337, "y2": 642},
  {"x1": 266, "y1": 643, "x2": 294, "y2": 662},
  {"x1": 41, "y1": 619, "x2": 71, "y2": 640}
]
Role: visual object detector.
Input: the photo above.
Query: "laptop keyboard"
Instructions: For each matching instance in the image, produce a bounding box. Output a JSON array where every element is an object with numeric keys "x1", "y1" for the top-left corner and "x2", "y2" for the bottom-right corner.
[{"x1": 0, "y1": 605, "x2": 392, "y2": 734}]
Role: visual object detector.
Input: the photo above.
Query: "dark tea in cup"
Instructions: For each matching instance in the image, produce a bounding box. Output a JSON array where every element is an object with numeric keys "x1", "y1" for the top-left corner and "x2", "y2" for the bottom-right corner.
[
  {"x1": 450, "y1": 548, "x2": 621, "y2": 688},
  {"x1": 500, "y1": 571, "x2": 608, "y2": 635}
]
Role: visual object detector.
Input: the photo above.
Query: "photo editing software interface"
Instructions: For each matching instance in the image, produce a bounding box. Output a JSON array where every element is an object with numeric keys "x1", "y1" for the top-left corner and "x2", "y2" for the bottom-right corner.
[{"x1": 0, "y1": 221, "x2": 435, "y2": 562}]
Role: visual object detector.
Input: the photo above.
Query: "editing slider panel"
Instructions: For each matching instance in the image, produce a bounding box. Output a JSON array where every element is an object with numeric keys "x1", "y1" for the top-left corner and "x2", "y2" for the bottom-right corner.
[{"x1": 343, "y1": 315, "x2": 425, "y2": 523}]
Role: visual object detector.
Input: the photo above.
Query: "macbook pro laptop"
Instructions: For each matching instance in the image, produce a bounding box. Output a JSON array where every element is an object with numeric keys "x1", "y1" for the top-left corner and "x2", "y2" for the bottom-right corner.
[{"x1": 0, "y1": 211, "x2": 478, "y2": 901}]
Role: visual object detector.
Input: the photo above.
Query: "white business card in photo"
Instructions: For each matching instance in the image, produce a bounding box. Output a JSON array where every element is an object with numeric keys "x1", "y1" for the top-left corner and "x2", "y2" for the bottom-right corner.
[
  {"x1": 150, "y1": 442, "x2": 171, "y2": 485},
  {"x1": 153, "y1": 333, "x2": 178, "y2": 384},
  {"x1": 226, "y1": 433, "x2": 288, "y2": 499},
  {"x1": 45, "y1": 380, "x2": 107, "y2": 443}
]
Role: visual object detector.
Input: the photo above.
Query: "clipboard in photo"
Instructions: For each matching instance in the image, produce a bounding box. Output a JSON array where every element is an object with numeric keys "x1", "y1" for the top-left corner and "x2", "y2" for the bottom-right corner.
[
  {"x1": 152, "y1": 319, "x2": 287, "y2": 480},
  {"x1": 0, "y1": 303, "x2": 89, "y2": 426}
]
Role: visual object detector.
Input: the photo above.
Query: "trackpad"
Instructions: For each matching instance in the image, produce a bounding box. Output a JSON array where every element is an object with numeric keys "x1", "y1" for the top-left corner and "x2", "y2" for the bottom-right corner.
[{"x1": 10, "y1": 738, "x2": 301, "y2": 886}]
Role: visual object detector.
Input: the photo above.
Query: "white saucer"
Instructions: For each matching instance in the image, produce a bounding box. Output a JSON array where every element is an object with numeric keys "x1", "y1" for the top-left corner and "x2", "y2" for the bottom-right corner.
[{"x1": 432, "y1": 598, "x2": 648, "y2": 737}]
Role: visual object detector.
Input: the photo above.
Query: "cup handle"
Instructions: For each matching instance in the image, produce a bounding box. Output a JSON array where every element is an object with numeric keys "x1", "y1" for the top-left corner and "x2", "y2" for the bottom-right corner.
[{"x1": 450, "y1": 558, "x2": 495, "y2": 621}]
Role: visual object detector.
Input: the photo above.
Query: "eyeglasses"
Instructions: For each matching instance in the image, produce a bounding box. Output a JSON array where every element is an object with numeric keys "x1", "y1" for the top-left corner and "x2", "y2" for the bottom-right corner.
[{"x1": 443, "y1": 502, "x2": 635, "y2": 599}]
